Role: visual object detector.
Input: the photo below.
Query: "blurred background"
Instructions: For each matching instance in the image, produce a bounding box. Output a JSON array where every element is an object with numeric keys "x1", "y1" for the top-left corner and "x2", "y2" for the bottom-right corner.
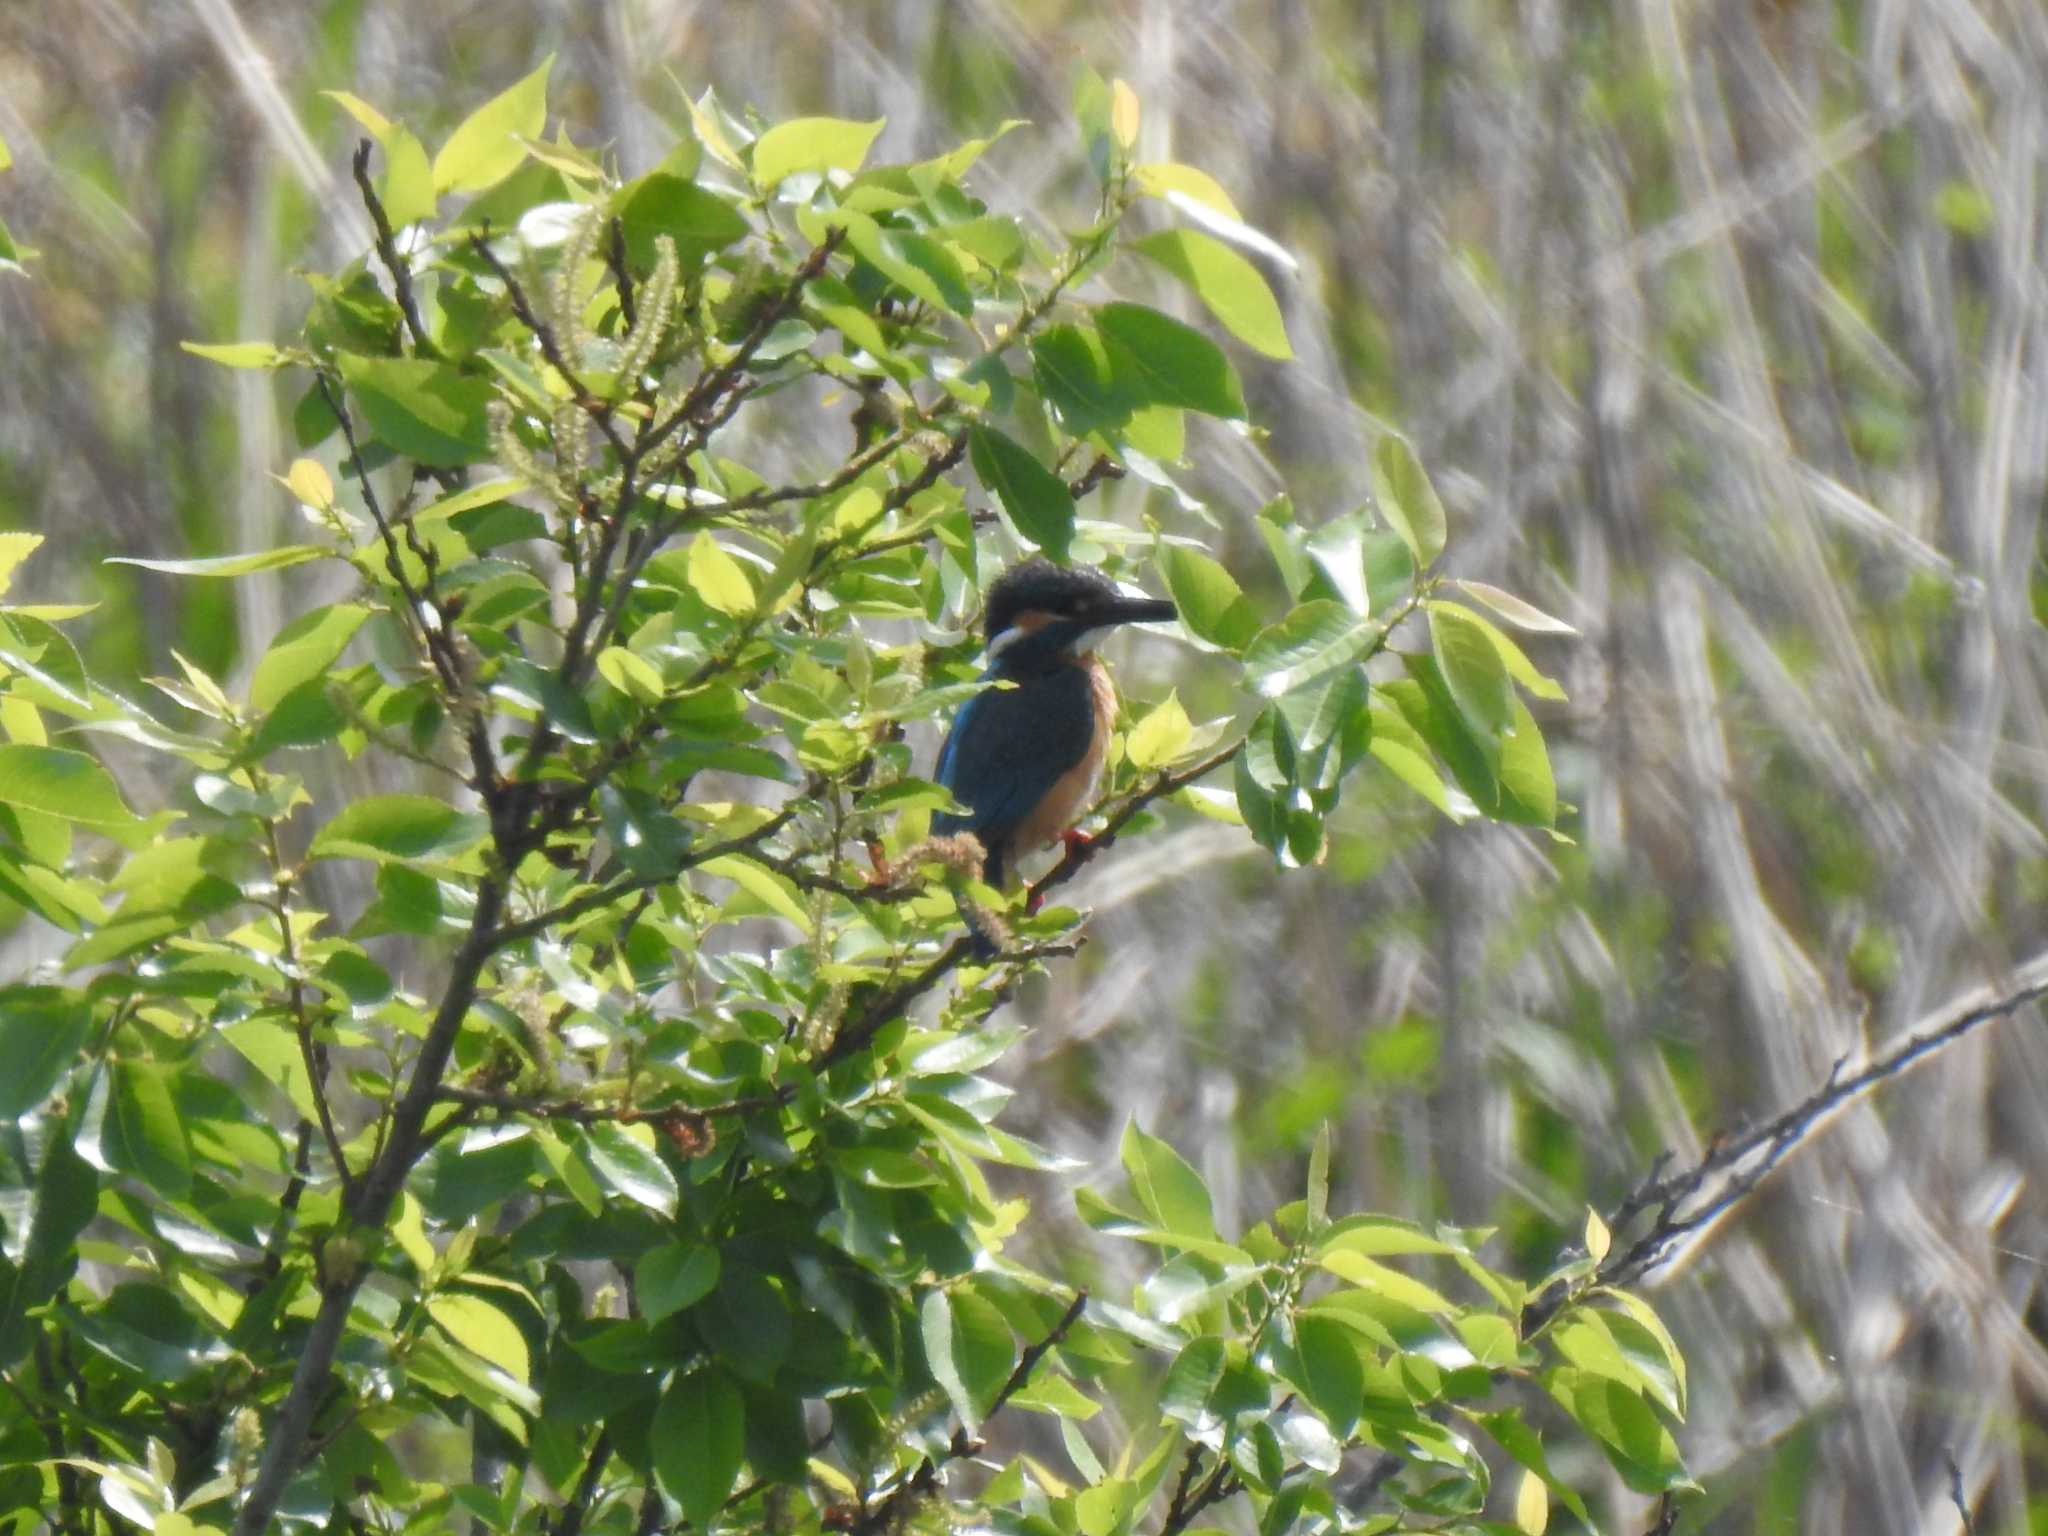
[{"x1": 5, "y1": 1, "x2": 2047, "y2": 1530}]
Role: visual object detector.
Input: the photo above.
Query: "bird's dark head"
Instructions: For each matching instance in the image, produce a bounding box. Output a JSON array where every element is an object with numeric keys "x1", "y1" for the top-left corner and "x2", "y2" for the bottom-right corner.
[{"x1": 982, "y1": 560, "x2": 1178, "y2": 664}]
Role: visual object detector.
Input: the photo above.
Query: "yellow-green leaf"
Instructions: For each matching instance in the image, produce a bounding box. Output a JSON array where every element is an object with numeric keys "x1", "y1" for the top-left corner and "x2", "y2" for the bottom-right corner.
[
  {"x1": 698, "y1": 854, "x2": 812, "y2": 933},
  {"x1": 432, "y1": 56, "x2": 553, "y2": 195},
  {"x1": 180, "y1": 340, "x2": 282, "y2": 370},
  {"x1": 1515, "y1": 1468, "x2": 1548, "y2": 1535},
  {"x1": 596, "y1": 646, "x2": 666, "y2": 704},
  {"x1": 1109, "y1": 80, "x2": 1141, "y2": 151},
  {"x1": 752, "y1": 116, "x2": 884, "y2": 188},
  {"x1": 1125, "y1": 691, "x2": 1192, "y2": 770},
  {"x1": 1132, "y1": 162, "x2": 1242, "y2": 221},
  {"x1": 281, "y1": 458, "x2": 334, "y2": 512},
  {"x1": 0, "y1": 532, "x2": 44, "y2": 597},
  {"x1": 1134, "y1": 229, "x2": 1292, "y2": 360},
  {"x1": 427, "y1": 1293, "x2": 530, "y2": 1384},
  {"x1": 687, "y1": 532, "x2": 755, "y2": 617}
]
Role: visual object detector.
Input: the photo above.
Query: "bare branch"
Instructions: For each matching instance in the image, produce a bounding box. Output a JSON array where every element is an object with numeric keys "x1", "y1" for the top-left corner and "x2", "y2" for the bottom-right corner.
[{"x1": 1527, "y1": 953, "x2": 2048, "y2": 1331}]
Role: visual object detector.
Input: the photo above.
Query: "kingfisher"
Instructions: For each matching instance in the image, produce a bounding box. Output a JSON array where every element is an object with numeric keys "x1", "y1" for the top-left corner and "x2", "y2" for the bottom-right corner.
[{"x1": 933, "y1": 560, "x2": 1178, "y2": 944}]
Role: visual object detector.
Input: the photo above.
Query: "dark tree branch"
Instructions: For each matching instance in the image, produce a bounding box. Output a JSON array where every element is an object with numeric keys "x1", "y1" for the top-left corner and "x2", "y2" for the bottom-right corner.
[
  {"x1": 315, "y1": 371, "x2": 502, "y2": 816},
  {"x1": 605, "y1": 217, "x2": 636, "y2": 332},
  {"x1": 636, "y1": 227, "x2": 847, "y2": 464},
  {"x1": 849, "y1": 1292, "x2": 1088, "y2": 1536},
  {"x1": 350, "y1": 139, "x2": 436, "y2": 357},
  {"x1": 1526, "y1": 956, "x2": 2048, "y2": 1333},
  {"x1": 1946, "y1": 1451, "x2": 1976, "y2": 1536},
  {"x1": 547, "y1": 1427, "x2": 612, "y2": 1536}
]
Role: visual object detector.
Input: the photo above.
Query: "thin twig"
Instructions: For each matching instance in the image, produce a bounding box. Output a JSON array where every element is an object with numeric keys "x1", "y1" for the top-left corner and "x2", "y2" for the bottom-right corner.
[
  {"x1": 491, "y1": 800, "x2": 802, "y2": 951},
  {"x1": 1946, "y1": 1451, "x2": 1976, "y2": 1536},
  {"x1": 637, "y1": 227, "x2": 847, "y2": 463},
  {"x1": 1527, "y1": 957, "x2": 2048, "y2": 1332},
  {"x1": 350, "y1": 139, "x2": 436, "y2": 357},
  {"x1": 849, "y1": 1292, "x2": 1088, "y2": 1536},
  {"x1": 605, "y1": 217, "x2": 636, "y2": 333}
]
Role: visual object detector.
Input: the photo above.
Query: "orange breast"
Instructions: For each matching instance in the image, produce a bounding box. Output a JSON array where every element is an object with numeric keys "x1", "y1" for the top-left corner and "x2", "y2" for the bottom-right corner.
[{"x1": 1010, "y1": 655, "x2": 1118, "y2": 856}]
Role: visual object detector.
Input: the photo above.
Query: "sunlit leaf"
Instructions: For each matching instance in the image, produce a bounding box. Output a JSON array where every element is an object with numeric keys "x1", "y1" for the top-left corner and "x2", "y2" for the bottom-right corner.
[
  {"x1": 1156, "y1": 545, "x2": 1261, "y2": 652},
  {"x1": 751, "y1": 116, "x2": 884, "y2": 187},
  {"x1": 1125, "y1": 690, "x2": 1192, "y2": 770},
  {"x1": 1134, "y1": 229, "x2": 1291, "y2": 359},
  {"x1": 1244, "y1": 601, "x2": 1379, "y2": 698},
  {"x1": 250, "y1": 605, "x2": 369, "y2": 714},
  {"x1": 1370, "y1": 437, "x2": 1447, "y2": 568},
  {"x1": 433, "y1": 57, "x2": 553, "y2": 194},
  {"x1": 0, "y1": 745, "x2": 141, "y2": 828},
  {"x1": 108, "y1": 546, "x2": 332, "y2": 578},
  {"x1": 429, "y1": 1293, "x2": 531, "y2": 1384}
]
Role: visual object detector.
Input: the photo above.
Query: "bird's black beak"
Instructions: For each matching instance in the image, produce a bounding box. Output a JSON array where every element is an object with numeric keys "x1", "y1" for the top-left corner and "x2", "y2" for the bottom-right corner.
[{"x1": 1092, "y1": 594, "x2": 1178, "y2": 628}]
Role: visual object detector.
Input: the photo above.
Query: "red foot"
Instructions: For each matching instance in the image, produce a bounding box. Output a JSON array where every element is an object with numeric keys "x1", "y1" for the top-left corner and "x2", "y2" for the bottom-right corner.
[{"x1": 1026, "y1": 887, "x2": 1047, "y2": 915}]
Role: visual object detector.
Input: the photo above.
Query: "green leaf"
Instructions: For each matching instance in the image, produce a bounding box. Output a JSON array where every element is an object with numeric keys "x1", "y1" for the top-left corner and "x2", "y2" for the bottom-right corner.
[
  {"x1": 1243, "y1": 601, "x2": 1379, "y2": 698},
  {"x1": 1293, "y1": 1314, "x2": 1364, "y2": 1437},
  {"x1": 0, "y1": 1135, "x2": 95, "y2": 1369},
  {"x1": 686, "y1": 532, "x2": 755, "y2": 617},
  {"x1": 595, "y1": 646, "x2": 666, "y2": 704},
  {"x1": 244, "y1": 678, "x2": 347, "y2": 758},
  {"x1": 100, "y1": 1062, "x2": 193, "y2": 1199},
  {"x1": 654, "y1": 1369, "x2": 746, "y2": 1524},
  {"x1": 376, "y1": 125, "x2": 437, "y2": 229},
  {"x1": 179, "y1": 340, "x2": 283, "y2": 369},
  {"x1": 636, "y1": 1245, "x2": 720, "y2": 1323},
  {"x1": 698, "y1": 854, "x2": 813, "y2": 933},
  {"x1": 1096, "y1": 303, "x2": 1246, "y2": 419},
  {"x1": 1120, "y1": 1120, "x2": 1217, "y2": 1242},
  {"x1": 969, "y1": 426, "x2": 1075, "y2": 561},
  {"x1": 1429, "y1": 604, "x2": 1513, "y2": 735},
  {"x1": 614, "y1": 174, "x2": 751, "y2": 270},
  {"x1": 433, "y1": 57, "x2": 553, "y2": 194},
  {"x1": 1133, "y1": 229, "x2": 1291, "y2": 359},
  {"x1": 920, "y1": 1288, "x2": 1014, "y2": 1433},
  {"x1": 310, "y1": 794, "x2": 488, "y2": 862},
  {"x1": 1315, "y1": 1218, "x2": 1463, "y2": 1259},
  {"x1": 1469, "y1": 1410, "x2": 1593, "y2": 1528},
  {"x1": 1596, "y1": 1290, "x2": 1688, "y2": 1419},
  {"x1": 107, "y1": 546, "x2": 332, "y2": 578},
  {"x1": 751, "y1": 116, "x2": 885, "y2": 187},
  {"x1": 0, "y1": 987, "x2": 90, "y2": 1116},
  {"x1": 1314, "y1": 1249, "x2": 1456, "y2": 1315},
  {"x1": 250, "y1": 604, "x2": 369, "y2": 713},
  {"x1": 1497, "y1": 694, "x2": 1556, "y2": 826},
  {"x1": 1131, "y1": 162, "x2": 1242, "y2": 220},
  {"x1": 1160, "y1": 1336, "x2": 1225, "y2": 1428},
  {"x1": 1125, "y1": 690, "x2": 1192, "y2": 770},
  {"x1": 580, "y1": 1123, "x2": 679, "y2": 1217},
  {"x1": 1545, "y1": 1369, "x2": 1692, "y2": 1494},
  {"x1": 1031, "y1": 325, "x2": 1136, "y2": 437},
  {"x1": 337, "y1": 354, "x2": 495, "y2": 467},
  {"x1": 1157, "y1": 545, "x2": 1260, "y2": 652},
  {"x1": 1370, "y1": 437, "x2": 1448, "y2": 568},
  {"x1": 0, "y1": 746, "x2": 141, "y2": 827},
  {"x1": 0, "y1": 531, "x2": 44, "y2": 595},
  {"x1": 428, "y1": 1293, "x2": 531, "y2": 1384},
  {"x1": 1452, "y1": 579, "x2": 1576, "y2": 635}
]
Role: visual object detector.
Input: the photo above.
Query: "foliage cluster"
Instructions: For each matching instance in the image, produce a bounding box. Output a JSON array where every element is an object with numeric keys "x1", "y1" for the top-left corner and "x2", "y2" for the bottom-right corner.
[{"x1": 0, "y1": 72, "x2": 1689, "y2": 1535}]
